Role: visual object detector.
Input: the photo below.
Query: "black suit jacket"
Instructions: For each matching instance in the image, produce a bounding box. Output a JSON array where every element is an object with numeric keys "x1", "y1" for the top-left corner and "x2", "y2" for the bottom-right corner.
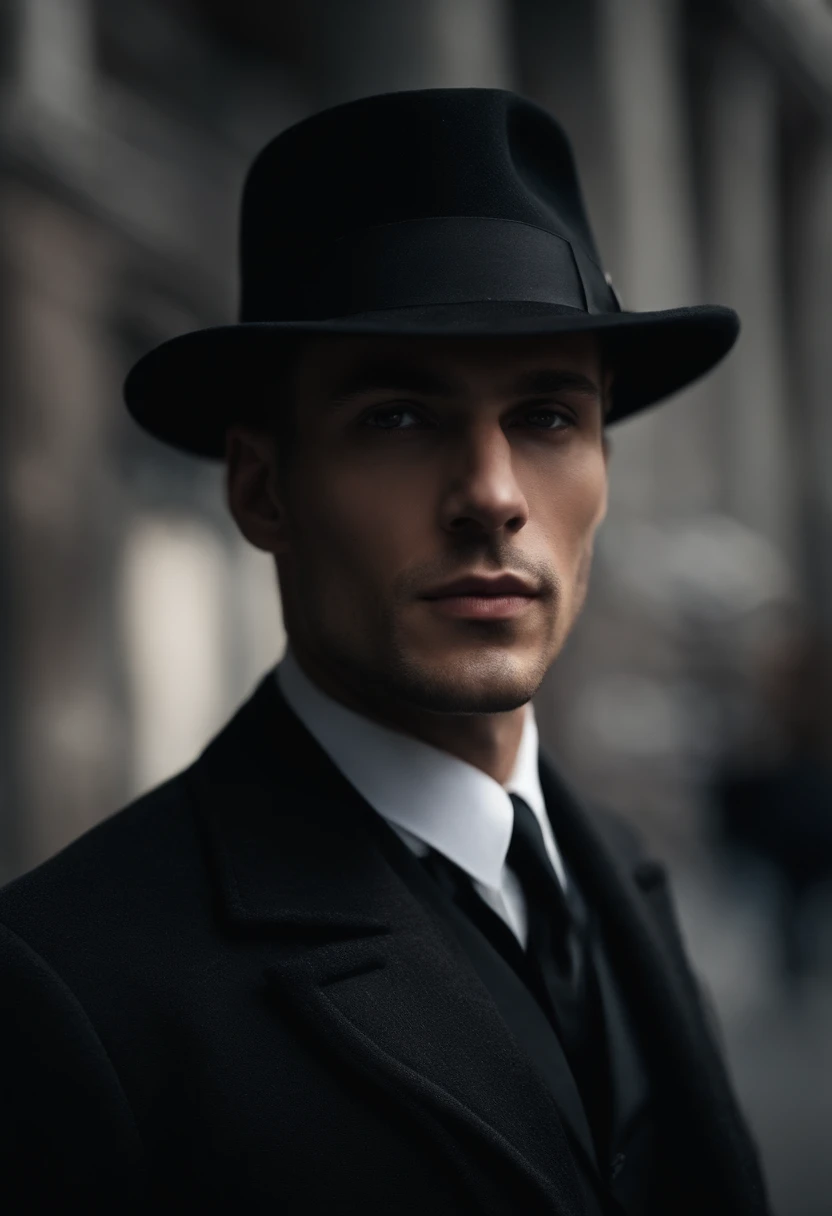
[{"x1": 0, "y1": 671, "x2": 770, "y2": 1215}]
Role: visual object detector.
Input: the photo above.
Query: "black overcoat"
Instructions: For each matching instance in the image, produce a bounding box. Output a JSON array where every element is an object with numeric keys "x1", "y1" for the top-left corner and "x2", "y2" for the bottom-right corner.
[{"x1": 0, "y1": 671, "x2": 770, "y2": 1214}]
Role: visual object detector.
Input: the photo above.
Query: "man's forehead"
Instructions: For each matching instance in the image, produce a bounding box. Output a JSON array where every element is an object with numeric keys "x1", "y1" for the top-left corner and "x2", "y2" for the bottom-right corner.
[{"x1": 298, "y1": 331, "x2": 603, "y2": 387}]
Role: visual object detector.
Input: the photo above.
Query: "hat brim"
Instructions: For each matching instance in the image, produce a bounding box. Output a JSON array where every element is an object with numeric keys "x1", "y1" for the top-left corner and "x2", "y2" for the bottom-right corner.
[{"x1": 123, "y1": 301, "x2": 739, "y2": 459}]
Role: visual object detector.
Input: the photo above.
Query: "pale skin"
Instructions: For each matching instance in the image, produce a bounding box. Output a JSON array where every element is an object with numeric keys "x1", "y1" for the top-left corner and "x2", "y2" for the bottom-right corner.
[{"x1": 226, "y1": 333, "x2": 611, "y2": 785}]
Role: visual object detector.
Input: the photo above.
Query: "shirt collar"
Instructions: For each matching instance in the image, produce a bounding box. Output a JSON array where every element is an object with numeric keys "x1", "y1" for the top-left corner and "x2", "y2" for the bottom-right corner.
[{"x1": 275, "y1": 646, "x2": 559, "y2": 892}]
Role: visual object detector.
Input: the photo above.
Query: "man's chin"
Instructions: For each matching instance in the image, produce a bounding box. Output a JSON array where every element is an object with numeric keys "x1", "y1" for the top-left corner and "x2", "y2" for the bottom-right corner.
[
  {"x1": 390, "y1": 650, "x2": 544, "y2": 715},
  {"x1": 424, "y1": 689, "x2": 534, "y2": 715}
]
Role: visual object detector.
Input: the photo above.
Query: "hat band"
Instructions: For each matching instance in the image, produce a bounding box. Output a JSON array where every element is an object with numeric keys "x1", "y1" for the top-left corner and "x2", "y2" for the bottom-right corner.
[{"x1": 243, "y1": 217, "x2": 619, "y2": 321}]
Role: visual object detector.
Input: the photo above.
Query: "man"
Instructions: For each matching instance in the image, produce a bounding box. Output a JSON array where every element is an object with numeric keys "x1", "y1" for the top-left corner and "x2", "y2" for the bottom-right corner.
[{"x1": 0, "y1": 89, "x2": 770, "y2": 1215}]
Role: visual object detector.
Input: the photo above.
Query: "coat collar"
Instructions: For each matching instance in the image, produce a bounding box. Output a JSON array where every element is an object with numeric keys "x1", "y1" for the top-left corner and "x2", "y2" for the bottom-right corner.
[
  {"x1": 275, "y1": 646, "x2": 567, "y2": 891},
  {"x1": 186, "y1": 669, "x2": 769, "y2": 1216}
]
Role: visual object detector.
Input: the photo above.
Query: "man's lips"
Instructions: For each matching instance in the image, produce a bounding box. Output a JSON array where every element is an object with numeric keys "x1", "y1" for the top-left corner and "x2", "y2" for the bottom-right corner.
[
  {"x1": 421, "y1": 575, "x2": 540, "y2": 620},
  {"x1": 421, "y1": 574, "x2": 539, "y2": 599},
  {"x1": 424, "y1": 594, "x2": 537, "y2": 620}
]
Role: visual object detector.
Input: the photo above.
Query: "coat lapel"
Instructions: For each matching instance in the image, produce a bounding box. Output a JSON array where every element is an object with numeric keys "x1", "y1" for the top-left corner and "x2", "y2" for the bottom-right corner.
[
  {"x1": 380, "y1": 818, "x2": 603, "y2": 1179},
  {"x1": 539, "y1": 760, "x2": 652, "y2": 1162},
  {"x1": 589, "y1": 937, "x2": 652, "y2": 1159},
  {"x1": 186, "y1": 672, "x2": 587, "y2": 1216}
]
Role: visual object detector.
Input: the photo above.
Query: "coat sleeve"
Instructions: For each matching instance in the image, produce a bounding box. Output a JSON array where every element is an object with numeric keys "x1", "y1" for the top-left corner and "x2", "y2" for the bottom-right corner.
[{"x1": 0, "y1": 920, "x2": 148, "y2": 1214}]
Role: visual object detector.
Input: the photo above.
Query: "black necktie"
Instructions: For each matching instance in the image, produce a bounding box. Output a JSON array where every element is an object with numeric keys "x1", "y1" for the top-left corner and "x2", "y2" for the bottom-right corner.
[
  {"x1": 506, "y1": 794, "x2": 611, "y2": 1161},
  {"x1": 506, "y1": 794, "x2": 589, "y2": 1075},
  {"x1": 421, "y1": 794, "x2": 611, "y2": 1161}
]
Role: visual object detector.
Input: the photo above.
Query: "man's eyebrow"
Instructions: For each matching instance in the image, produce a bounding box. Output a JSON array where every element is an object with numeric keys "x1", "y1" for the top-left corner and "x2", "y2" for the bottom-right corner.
[
  {"x1": 324, "y1": 361, "x2": 601, "y2": 408},
  {"x1": 509, "y1": 368, "x2": 601, "y2": 399},
  {"x1": 326, "y1": 362, "x2": 455, "y2": 407}
]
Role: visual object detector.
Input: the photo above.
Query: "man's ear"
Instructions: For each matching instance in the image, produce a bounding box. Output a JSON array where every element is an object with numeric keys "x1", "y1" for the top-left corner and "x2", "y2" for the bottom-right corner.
[{"x1": 225, "y1": 425, "x2": 290, "y2": 554}]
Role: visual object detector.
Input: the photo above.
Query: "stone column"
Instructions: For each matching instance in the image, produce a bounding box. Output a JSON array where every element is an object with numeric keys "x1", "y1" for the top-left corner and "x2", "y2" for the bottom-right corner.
[
  {"x1": 14, "y1": 0, "x2": 94, "y2": 120},
  {"x1": 788, "y1": 119, "x2": 832, "y2": 639},
  {"x1": 118, "y1": 513, "x2": 230, "y2": 797},
  {"x1": 305, "y1": 0, "x2": 513, "y2": 104},
  {"x1": 0, "y1": 0, "x2": 121, "y2": 878},
  {"x1": 596, "y1": 0, "x2": 718, "y2": 518},
  {"x1": 0, "y1": 188, "x2": 128, "y2": 873},
  {"x1": 701, "y1": 28, "x2": 798, "y2": 560}
]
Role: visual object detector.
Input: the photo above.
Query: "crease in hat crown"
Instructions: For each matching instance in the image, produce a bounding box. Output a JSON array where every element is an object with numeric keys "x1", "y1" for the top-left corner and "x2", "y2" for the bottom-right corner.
[{"x1": 237, "y1": 87, "x2": 614, "y2": 324}]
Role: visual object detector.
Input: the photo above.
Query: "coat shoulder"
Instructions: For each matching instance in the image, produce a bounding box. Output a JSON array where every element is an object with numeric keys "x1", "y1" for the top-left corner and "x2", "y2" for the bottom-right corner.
[
  {"x1": 0, "y1": 784, "x2": 190, "y2": 1213},
  {"x1": 583, "y1": 799, "x2": 651, "y2": 872},
  {"x1": 0, "y1": 768, "x2": 204, "y2": 972}
]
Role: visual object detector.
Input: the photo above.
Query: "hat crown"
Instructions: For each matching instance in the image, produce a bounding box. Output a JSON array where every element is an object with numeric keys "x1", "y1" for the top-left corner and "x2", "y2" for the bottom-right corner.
[
  {"x1": 121, "y1": 85, "x2": 740, "y2": 459},
  {"x1": 239, "y1": 88, "x2": 611, "y2": 322}
]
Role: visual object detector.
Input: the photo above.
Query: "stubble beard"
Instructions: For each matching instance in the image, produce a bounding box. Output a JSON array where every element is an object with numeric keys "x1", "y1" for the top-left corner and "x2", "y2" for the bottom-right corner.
[{"x1": 314, "y1": 593, "x2": 562, "y2": 718}]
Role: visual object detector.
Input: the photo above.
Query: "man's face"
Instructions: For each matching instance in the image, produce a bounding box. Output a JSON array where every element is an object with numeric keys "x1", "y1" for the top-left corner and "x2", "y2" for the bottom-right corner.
[{"x1": 230, "y1": 332, "x2": 609, "y2": 715}]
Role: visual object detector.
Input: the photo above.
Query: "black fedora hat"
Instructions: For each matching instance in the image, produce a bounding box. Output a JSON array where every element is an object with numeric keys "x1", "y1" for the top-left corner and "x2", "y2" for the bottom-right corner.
[{"x1": 124, "y1": 87, "x2": 739, "y2": 459}]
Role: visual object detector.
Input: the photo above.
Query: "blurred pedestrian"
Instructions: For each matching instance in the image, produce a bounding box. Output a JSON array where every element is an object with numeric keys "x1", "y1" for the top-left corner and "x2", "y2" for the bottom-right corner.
[{"x1": 710, "y1": 621, "x2": 832, "y2": 984}]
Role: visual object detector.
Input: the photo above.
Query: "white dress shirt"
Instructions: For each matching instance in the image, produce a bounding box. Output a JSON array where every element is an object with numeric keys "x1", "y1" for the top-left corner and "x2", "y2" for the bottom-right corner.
[{"x1": 276, "y1": 648, "x2": 569, "y2": 951}]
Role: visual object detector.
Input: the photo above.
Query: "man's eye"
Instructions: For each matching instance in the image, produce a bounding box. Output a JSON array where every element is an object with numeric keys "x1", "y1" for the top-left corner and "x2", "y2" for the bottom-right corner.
[
  {"x1": 516, "y1": 407, "x2": 574, "y2": 430},
  {"x1": 359, "y1": 404, "x2": 575, "y2": 431},
  {"x1": 363, "y1": 405, "x2": 424, "y2": 430}
]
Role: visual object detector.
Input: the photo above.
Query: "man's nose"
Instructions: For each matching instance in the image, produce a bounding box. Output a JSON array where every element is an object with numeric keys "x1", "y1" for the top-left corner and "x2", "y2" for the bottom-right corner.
[{"x1": 439, "y1": 426, "x2": 530, "y2": 537}]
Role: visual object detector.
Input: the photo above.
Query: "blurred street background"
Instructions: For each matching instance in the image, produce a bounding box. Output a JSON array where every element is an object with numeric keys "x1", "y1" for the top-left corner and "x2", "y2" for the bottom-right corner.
[{"x1": 1, "y1": 2, "x2": 831, "y2": 1212}]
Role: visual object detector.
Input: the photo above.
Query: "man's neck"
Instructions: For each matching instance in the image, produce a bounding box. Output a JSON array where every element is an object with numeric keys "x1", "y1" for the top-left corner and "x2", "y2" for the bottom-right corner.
[{"x1": 286, "y1": 645, "x2": 527, "y2": 786}]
